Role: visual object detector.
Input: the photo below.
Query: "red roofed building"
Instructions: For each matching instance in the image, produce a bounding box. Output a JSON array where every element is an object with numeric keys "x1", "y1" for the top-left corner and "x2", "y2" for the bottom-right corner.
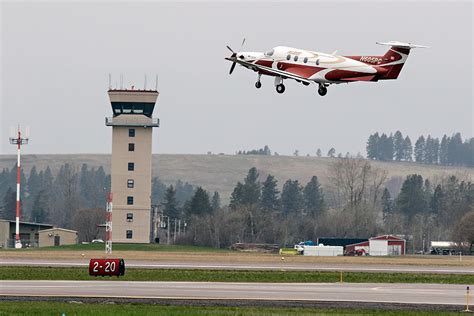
[{"x1": 345, "y1": 235, "x2": 405, "y2": 256}]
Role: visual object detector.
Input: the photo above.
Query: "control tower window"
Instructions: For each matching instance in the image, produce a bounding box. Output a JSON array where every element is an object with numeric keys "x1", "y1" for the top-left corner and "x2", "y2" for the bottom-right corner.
[
  {"x1": 126, "y1": 213, "x2": 133, "y2": 222},
  {"x1": 128, "y1": 143, "x2": 135, "y2": 152},
  {"x1": 128, "y1": 162, "x2": 135, "y2": 171},
  {"x1": 126, "y1": 230, "x2": 133, "y2": 239},
  {"x1": 127, "y1": 179, "x2": 134, "y2": 188},
  {"x1": 127, "y1": 196, "x2": 134, "y2": 205},
  {"x1": 129, "y1": 129, "x2": 135, "y2": 137}
]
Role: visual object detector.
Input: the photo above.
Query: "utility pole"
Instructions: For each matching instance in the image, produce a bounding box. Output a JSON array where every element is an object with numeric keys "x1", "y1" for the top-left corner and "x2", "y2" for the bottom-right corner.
[
  {"x1": 9, "y1": 126, "x2": 29, "y2": 249},
  {"x1": 167, "y1": 216, "x2": 170, "y2": 245},
  {"x1": 105, "y1": 193, "x2": 113, "y2": 254}
]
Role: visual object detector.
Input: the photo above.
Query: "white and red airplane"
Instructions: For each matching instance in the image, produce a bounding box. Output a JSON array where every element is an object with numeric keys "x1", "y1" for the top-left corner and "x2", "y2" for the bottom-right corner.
[{"x1": 225, "y1": 41, "x2": 428, "y2": 96}]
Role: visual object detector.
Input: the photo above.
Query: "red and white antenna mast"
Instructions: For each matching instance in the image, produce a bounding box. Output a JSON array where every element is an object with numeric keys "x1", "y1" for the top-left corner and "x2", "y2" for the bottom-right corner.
[
  {"x1": 105, "y1": 192, "x2": 113, "y2": 254},
  {"x1": 9, "y1": 126, "x2": 29, "y2": 249}
]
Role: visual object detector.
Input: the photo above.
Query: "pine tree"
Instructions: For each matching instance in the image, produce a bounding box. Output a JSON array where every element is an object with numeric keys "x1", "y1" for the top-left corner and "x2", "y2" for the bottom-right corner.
[
  {"x1": 393, "y1": 131, "x2": 405, "y2": 161},
  {"x1": 414, "y1": 136, "x2": 425, "y2": 163},
  {"x1": 439, "y1": 135, "x2": 449, "y2": 165},
  {"x1": 403, "y1": 136, "x2": 413, "y2": 161},
  {"x1": 241, "y1": 167, "x2": 261, "y2": 205},
  {"x1": 448, "y1": 133, "x2": 463, "y2": 165},
  {"x1": 366, "y1": 133, "x2": 379, "y2": 159},
  {"x1": 396, "y1": 174, "x2": 428, "y2": 220},
  {"x1": 211, "y1": 191, "x2": 221, "y2": 212},
  {"x1": 31, "y1": 190, "x2": 49, "y2": 223},
  {"x1": 188, "y1": 187, "x2": 211, "y2": 215},
  {"x1": 229, "y1": 182, "x2": 244, "y2": 209},
  {"x1": 327, "y1": 148, "x2": 336, "y2": 158},
  {"x1": 281, "y1": 179, "x2": 304, "y2": 215},
  {"x1": 381, "y1": 188, "x2": 394, "y2": 224},
  {"x1": 163, "y1": 185, "x2": 179, "y2": 218},
  {"x1": 303, "y1": 176, "x2": 325, "y2": 216},
  {"x1": 2, "y1": 187, "x2": 16, "y2": 220},
  {"x1": 261, "y1": 175, "x2": 279, "y2": 211},
  {"x1": 151, "y1": 177, "x2": 167, "y2": 205}
]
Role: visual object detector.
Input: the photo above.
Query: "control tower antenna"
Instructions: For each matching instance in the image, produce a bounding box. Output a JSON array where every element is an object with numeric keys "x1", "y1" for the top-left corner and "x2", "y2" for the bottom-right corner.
[
  {"x1": 144, "y1": 74, "x2": 147, "y2": 90},
  {"x1": 108, "y1": 73, "x2": 112, "y2": 90},
  {"x1": 9, "y1": 125, "x2": 29, "y2": 249},
  {"x1": 155, "y1": 74, "x2": 158, "y2": 91}
]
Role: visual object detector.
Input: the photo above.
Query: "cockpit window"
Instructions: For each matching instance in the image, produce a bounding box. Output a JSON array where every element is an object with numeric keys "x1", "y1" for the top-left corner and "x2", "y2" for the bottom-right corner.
[
  {"x1": 286, "y1": 54, "x2": 291, "y2": 60},
  {"x1": 265, "y1": 50, "x2": 274, "y2": 57}
]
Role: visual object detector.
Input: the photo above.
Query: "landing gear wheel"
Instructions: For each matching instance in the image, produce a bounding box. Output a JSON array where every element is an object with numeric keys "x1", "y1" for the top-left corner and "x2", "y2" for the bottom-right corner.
[
  {"x1": 255, "y1": 81, "x2": 262, "y2": 89},
  {"x1": 276, "y1": 84, "x2": 285, "y2": 94},
  {"x1": 318, "y1": 86, "x2": 327, "y2": 96}
]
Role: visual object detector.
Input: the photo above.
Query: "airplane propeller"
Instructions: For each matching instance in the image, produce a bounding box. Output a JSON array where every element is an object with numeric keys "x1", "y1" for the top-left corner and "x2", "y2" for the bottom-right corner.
[
  {"x1": 227, "y1": 39, "x2": 246, "y2": 75},
  {"x1": 227, "y1": 45, "x2": 237, "y2": 74}
]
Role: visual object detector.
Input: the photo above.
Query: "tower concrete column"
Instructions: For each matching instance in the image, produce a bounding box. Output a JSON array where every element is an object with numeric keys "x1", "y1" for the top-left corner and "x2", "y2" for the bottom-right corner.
[{"x1": 106, "y1": 89, "x2": 159, "y2": 243}]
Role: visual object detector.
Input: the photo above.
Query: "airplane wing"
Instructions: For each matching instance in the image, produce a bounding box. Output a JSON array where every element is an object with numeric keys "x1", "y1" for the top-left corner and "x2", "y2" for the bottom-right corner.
[{"x1": 226, "y1": 57, "x2": 314, "y2": 85}]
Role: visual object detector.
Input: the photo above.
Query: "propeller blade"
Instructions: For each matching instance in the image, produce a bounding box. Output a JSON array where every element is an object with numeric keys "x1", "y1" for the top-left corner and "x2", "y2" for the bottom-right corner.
[
  {"x1": 229, "y1": 62, "x2": 236, "y2": 75},
  {"x1": 241, "y1": 38, "x2": 246, "y2": 47},
  {"x1": 226, "y1": 45, "x2": 235, "y2": 53}
]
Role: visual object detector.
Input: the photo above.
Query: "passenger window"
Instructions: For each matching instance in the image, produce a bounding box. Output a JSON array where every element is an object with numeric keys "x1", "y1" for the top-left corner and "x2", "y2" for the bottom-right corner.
[
  {"x1": 303, "y1": 57, "x2": 308, "y2": 63},
  {"x1": 294, "y1": 56, "x2": 298, "y2": 62},
  {"x1": 286, "y1": 55, "x2": 291, "y2": 61}
]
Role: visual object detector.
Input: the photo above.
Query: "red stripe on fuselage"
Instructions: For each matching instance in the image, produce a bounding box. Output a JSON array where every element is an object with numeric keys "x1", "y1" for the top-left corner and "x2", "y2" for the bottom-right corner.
[{"x1": 277, "y1": 62, "x2": 323, "y2": 78}]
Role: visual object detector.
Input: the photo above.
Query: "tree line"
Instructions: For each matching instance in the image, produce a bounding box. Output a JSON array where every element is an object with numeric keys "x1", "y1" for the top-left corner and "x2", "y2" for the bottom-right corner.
[
  {"x1": 367, "y1": 131, "x2": 473, "y2": 166},
  {"x1": 0, "y1": 163, "x2": 195, "y2": 242}
]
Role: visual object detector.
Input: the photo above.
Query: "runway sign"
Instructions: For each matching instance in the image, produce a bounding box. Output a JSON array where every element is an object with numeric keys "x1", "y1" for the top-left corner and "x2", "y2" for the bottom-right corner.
[{"x1": 89, "y1": 258, "x2": 125, "y2": 277}]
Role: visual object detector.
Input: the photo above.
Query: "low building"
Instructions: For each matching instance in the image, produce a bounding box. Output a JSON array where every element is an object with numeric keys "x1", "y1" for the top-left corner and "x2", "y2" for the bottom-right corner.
[
  {"x1": 0, "y1": 219, "x2": 53, "y2": 248},
  {"x1": 345, "y1": 235, "x2": 405, "y2": 256},
  {"x1": 303, "y1": 245, "x2": 344, "y2": 256},
  {"x1": 38, "y1": 228, "x2": 78, "y2": 247}
]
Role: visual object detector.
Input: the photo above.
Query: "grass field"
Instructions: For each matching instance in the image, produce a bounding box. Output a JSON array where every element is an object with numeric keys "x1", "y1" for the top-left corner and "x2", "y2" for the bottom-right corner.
[
  {"x1": 0, "y1": 302, "x2": 464, "y2": 316},
  {"x1": 36, "y1": 243, "x2": 230, "y2": 252},
  {"x1": 1, "y1": 266, "x2": 473, "y2": 284},
  {"x1": 2, "y1": 244, "x2": 473, "y2": 267}
]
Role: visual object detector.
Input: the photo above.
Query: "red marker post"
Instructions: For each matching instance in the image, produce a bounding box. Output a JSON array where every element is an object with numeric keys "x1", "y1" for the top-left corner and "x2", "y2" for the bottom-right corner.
[{"x1": 89, "y1": 258, "x2": 125, "y2": 277}]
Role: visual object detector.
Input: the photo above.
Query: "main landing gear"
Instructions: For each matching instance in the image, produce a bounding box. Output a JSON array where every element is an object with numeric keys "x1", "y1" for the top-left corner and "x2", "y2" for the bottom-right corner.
[
  {"x1": 318, "y1": 84, "x2": 328, "y2": 96},
  {"x1": 276, "y1": 84, "x2": 285, "y2": 94},
  {"x1": 255, "y1": 73, "x2": 262, "y2": 89},
  {"x1": 274, "y1": 77, "x2": 285, "y2": 94}
]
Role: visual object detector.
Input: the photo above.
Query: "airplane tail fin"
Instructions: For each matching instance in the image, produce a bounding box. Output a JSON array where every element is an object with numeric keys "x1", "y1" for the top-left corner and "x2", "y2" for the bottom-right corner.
[{"x1": 376, "y1": 41, "x2": 428, "y2": 80}]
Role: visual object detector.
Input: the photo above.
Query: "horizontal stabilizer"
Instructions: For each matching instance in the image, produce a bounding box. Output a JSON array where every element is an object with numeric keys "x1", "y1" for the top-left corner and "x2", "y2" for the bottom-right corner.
[{"x1": 376, "y1": 41, "x2": 429, "y2": 49}]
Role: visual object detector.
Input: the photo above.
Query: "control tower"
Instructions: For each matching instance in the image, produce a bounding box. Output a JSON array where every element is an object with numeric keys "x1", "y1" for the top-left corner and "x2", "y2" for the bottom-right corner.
[{"x1": 106, "y1": 88, "x2": 159, "y2": 243}]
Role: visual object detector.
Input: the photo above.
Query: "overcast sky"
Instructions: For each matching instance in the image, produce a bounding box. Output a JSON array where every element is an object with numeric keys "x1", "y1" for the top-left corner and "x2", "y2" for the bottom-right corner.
[{"x1": 1, "y1": 0, "x2": 472, "y2": 156}]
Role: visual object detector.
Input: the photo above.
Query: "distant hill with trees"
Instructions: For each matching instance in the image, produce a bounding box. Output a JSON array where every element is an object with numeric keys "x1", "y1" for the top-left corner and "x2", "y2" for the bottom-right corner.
[{"x1": 1, "y1": 154, "x2": 472, "y2": 204}]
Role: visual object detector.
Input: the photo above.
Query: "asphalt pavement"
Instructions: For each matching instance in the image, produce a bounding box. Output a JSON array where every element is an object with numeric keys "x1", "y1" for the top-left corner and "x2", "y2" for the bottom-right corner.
[{"x1": 0, "y1": 280, "x2": 470, "y2": 306}]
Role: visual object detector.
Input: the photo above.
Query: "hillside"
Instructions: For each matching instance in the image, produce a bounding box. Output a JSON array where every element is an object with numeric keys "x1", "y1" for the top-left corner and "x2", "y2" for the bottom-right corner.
[{"x1": 0, "y1": 154, "x2": 472, "y2": 201}]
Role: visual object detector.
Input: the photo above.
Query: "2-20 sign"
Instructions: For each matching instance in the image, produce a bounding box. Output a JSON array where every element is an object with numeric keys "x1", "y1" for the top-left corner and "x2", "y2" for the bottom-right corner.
[{"x1": 89, "y1": 258, "x2": 125, "y2": 277}]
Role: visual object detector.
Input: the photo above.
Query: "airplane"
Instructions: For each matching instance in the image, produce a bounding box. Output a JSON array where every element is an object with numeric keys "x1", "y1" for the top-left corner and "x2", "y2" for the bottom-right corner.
[{"x1": 225, "y1": 41, "x2": 428, "y2": 96}]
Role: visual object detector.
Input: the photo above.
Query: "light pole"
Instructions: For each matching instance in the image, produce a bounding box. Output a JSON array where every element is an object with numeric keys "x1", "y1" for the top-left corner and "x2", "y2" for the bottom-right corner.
[{"x1": 9, "y1": 126, "x2": 29, "y2": 249}]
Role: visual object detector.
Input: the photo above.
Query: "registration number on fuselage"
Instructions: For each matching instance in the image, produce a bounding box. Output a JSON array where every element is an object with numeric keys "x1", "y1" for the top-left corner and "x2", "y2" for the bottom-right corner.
[{"x1": 360, "y1": 56, "x2": 382, "y2": 64}]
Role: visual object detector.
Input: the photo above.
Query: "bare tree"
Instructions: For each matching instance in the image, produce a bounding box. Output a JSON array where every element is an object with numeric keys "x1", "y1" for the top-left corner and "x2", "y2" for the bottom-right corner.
[{"x1": 73, "y1": 208, "x2": 105, "y2": 242}]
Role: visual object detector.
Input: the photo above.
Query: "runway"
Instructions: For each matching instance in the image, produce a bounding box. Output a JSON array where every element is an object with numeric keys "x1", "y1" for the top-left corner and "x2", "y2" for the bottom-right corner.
[
  {"x1": 0, "y1": 280, "x2": 469, "y2": 306},
  {"x1": 1, "y1": 258, "x2": 473, "y2": 274}
]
